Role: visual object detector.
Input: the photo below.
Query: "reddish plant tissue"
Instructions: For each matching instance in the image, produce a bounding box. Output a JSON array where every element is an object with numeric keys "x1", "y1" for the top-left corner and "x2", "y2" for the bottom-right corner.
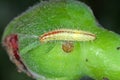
[
  {"x1": 3, "y1": 34, "x2": 33, "y2": 78},
  {"x1": 9, "y1": 34, "x2": 19, "y2": 60}
]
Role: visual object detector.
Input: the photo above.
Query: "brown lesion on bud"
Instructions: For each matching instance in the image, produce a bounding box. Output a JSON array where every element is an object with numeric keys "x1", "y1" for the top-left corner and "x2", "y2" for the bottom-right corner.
[{"x1": 62, "y1": 42, "x2": 74, "y2": 53}]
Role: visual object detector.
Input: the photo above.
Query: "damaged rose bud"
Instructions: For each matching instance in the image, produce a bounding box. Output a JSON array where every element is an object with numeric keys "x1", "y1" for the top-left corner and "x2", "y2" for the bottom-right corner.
[{"x1": 2, "y1": 0, "x2": 120, "y2": 80}]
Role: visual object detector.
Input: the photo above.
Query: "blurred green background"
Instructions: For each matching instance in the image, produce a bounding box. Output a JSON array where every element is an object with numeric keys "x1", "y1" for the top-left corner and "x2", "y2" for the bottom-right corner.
[{"x1": 0, "y1": 0, "x2": 120, "y2": 80}]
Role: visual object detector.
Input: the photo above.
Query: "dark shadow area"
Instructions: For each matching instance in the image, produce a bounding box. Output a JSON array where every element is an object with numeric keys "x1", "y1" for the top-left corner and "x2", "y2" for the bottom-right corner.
[{"x1": 80, "y1": 76, "x2": 94, "y2": 80}]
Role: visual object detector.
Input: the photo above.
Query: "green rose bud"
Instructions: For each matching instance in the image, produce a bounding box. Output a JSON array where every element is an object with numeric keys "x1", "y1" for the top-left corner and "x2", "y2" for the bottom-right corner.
[{"x1": 2, "y1": 0, "x2": 120, "y2": 80}]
